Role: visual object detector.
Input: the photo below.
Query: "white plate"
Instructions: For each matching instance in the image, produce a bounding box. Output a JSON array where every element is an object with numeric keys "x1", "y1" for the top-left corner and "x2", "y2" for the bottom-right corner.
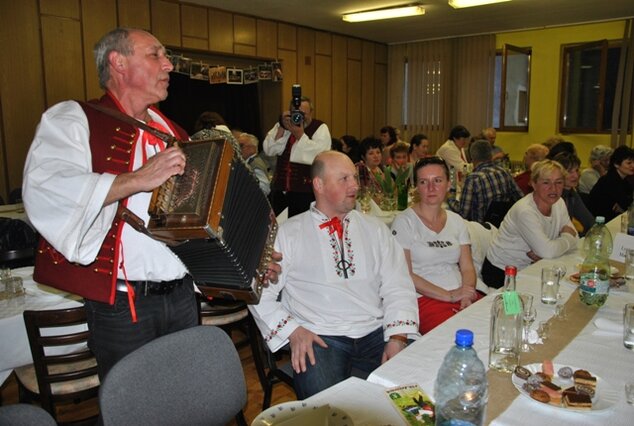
[
  {"x1": 511, "y1": 363, "x2": 618, "y2": 412},
  {"x1": 252, "y1": 401, "x2": 354, "y2": 426}
]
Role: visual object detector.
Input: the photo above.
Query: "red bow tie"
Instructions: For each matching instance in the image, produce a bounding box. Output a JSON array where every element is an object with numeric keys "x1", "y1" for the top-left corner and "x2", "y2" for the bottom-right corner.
[{"x1": 319, "y1": 217, "x2": 343, "y2": 239}]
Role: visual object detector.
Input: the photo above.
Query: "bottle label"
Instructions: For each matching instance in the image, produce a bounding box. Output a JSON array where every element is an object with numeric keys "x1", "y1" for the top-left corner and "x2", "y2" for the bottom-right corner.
[
  {"x1": 502, "y1": 291, "x2": 522, "y2": 315},
  {"x1": 579, "y1": 274, "x2": 609, "y2": 295}
]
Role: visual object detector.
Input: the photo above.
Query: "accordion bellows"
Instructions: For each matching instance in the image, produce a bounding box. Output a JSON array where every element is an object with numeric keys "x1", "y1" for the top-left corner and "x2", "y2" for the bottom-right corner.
[{"x1": 147, "y1": 135, "x2": 276, "y2": 303}]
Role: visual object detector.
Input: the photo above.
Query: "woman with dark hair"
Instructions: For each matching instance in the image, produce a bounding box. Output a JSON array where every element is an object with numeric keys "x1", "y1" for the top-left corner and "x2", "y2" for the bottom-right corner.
[
  {"x1": 588, "y1": 145, "x2": 634, "y2": 222},
  {"x1": 546, "y1": 141, "x2": 576, "y2": 159},
  {"x1": 340, "y1": 135, "x2": 360, "y2": 164},
  {"x1": 379, "y1": 125, "x2": 398, "y2": 165},
  {"x1": 391, "y1": 156, "x2": 480, "y2": 334},
  {"x1": 355, "y1": 137, "x2": 384, "y2": 194},
  {"x1": 552, "y1": 152, "x2": 594, "y2": 236},
  {"x1": 436, "y1": 125, "x2": 470, "y2": 173},
  {"x1": 409, "y1": 134, "x2": 431, "y2": 163}
]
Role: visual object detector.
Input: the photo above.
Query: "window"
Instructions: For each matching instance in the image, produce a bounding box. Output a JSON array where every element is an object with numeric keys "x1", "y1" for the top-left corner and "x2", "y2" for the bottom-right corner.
[
  {"x1": 493, "y1": 44, "x2": 531, "y2": 131},
  {"x1": 560, "y1": 40, "x2": 623, "y2": 133}
]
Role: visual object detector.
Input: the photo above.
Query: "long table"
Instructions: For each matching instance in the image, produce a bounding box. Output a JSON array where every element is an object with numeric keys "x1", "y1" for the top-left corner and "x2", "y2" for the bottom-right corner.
[
  {"x1": 0, "y1": 266, "x2": 84, "y2": 385},
  {"x1": 307, "y1": 218, "x2": 634, "y2": 425}
]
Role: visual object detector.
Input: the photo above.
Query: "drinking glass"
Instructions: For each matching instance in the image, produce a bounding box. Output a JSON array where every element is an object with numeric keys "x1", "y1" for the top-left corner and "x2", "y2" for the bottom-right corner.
[
  {"x1": 624, "y1": 303, "x2": 634, "y2": 350},
  {"x1": 625, "y1": 249, "x2": 634, "y2": 284},
  {"x1": 537, "y1": 321, "x2": 550, "y2": 342},
  {"x1": 520, "y1": 294, "x2": 536, "y2": 352},
  {"x1": 357, "y1": 187, "x2": 371, "y2": 213},
  {"x1": 541, "y1": 267, "x2": 560, "y2": 305}
]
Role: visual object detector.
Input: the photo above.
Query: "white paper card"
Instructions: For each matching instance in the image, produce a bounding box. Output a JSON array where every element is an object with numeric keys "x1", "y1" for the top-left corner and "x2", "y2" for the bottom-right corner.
[{"x1": 610, "y1": 232, "x2": 634, "y2": 262}]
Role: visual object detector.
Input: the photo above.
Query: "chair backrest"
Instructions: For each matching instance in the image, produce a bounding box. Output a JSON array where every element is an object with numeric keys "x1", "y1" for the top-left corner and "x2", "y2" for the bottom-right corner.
[
  {"x1": 0, "y1": 403, "x2": 56, "y2": 426},
  {"x1": 99, "y1": 325, "x2": 247, "y2": 426},
  {"x1": 483, "y1": 200, "x2": 515, "y2": 228},
  {"x1": 22, "y1": 307, "x2": 99, "y2": 419}
]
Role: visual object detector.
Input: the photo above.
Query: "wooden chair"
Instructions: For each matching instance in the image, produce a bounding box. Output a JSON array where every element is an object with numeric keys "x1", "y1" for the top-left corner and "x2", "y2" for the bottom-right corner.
[
  {"x1": 198, "y1": 296, "x2": 251, "y2": 348},
  {"x1": 14, "y1": 307, "x2": 99, "y2": 425},
  {"x1": 251, "y1": 330, "x2": 296, "y2": 410}
]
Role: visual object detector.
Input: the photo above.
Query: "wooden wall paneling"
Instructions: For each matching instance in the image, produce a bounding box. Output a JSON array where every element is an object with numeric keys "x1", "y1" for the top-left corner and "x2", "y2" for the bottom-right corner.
[
  {"x1": 181, "y1": 4, "x2": 208, "y2": 39},
  {"x1": 331, "y1": 35, "x2": 347, "y2": 138},
  {"x1": 297, "y1": 28, "x2": 315, "y2": 99},
  {"x1": 150, "y1": 0, "x2": 181, "y2": 47},
  {"x1": 277, "y1": 23, "x2": 296, "y2": 51},
  {"x1": 375, "y1": 43, "x2": 388, "y2": 64},
  {"x1": 39, "y1": 0, "x2": 79, "y2": 18},
  {"x1": 234, "y1": 44, "x2": 255, "y2": 56},
  {"x1": 0, "y1": 0, "x2": 46, "y2": 197},
  {"x1": 374, "y1": 63, "x2": 387, "y2": 135},
  {"x1": 182, "y1": 37, "x2": 209, "y2": 50},
  {"x1": 256, "y1": 19, "x2": 277, "y2": 59},
  {"x1": 117, "y1": 0, "x2": 150, "y2": 30},
  {"x1": 208, "y1": 9, "x2": 233, "y2": 53},
  {"x1": 315, "y1": 31, "x2": 331, "y2": 56},
  {"x1": 277, "y1": 49, "x2": 297, "y2": 110},
  {"x1": 234, "y1": 15, "x2": 255, "y2": 46},
  {"x1": 315, "y1": 55, "x2": 332, "y2": 130},
  {"x1": 41, "y1": 15, "x2": 85, "y2": 106},
  {"x1": 346, "y1": 59, "x2": 361, "y2": 138},
  {"x1": 361, "y1": 41, "x2": 375, "y2": 138},
  {"x1": 81, "y1": 0, "x2": 117, "y2": 100},
  {"x1": 347, "y1": 37, "x2": 362, "y2": 61}
]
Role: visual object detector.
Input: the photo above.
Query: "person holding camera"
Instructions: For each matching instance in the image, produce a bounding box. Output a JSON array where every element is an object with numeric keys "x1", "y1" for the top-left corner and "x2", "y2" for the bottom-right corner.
[{"x1": 264, "y1": 89, "x2": 331, "y2": 217}]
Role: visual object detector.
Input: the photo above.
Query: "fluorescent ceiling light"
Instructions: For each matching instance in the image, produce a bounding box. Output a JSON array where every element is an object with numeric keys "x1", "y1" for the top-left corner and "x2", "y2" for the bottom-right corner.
[
  {"x1": 342, "y1": 4, "x2": 425, "y2": 23},
  {"x1": 449, "y1": 0, "x2": 511, "y2": 9}
]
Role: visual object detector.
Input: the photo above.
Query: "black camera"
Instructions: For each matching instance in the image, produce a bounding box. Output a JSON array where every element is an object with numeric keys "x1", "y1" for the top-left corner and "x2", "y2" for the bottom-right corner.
[{"x1": 290, "y1": 84, "x2": 304, "y2": 126}]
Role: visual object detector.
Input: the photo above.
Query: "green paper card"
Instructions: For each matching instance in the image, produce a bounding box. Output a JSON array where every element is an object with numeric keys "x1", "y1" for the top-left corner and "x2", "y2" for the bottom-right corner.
[{"x1": 503, "y1": 291, "x2": 521, "y2": 315}]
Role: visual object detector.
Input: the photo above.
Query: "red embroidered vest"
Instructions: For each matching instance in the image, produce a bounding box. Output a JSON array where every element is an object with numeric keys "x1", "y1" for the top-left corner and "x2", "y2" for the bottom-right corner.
[
  {"x1": 33, "y1": 93, "x2": 188, "y2": 304},
  {"x1": 272, "y1": 119, "x2": 324, "y2": 193}
]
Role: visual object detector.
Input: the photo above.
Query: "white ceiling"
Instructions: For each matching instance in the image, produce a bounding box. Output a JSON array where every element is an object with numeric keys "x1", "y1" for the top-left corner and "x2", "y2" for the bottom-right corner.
[{"x1": 188, "y1": 0, "x2": 634, "y2": 44}]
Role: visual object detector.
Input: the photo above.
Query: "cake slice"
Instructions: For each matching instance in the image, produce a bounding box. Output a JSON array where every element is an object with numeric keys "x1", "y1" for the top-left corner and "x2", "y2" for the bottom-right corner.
[
  {"x1": 573, "y1": 369, "x2": 597, "y2": 389},
  {"x1": 563, "y1": 392, "x2": 592, "y2": 410}
]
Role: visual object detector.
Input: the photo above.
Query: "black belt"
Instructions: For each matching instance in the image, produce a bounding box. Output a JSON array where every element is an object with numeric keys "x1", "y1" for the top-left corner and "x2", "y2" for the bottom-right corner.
[{"x1": 116, "y1": 277, "x2": 188, "y2": 296}]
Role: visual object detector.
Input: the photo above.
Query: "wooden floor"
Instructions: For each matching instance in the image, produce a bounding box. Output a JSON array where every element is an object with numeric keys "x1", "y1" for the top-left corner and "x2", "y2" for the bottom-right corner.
[{"x1": 0, "y1": 329, "x2": 297, "y2": 425}]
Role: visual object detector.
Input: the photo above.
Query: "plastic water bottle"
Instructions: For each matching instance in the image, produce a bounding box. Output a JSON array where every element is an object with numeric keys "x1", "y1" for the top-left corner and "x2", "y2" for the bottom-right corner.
[
  {"x1": 579, "y1": 217, "x2": 611, "y2": 307},
  {"x1": 582, "y1": 216, "x2": 612, "y2": 258},
  {"x1": 434, "y1": 329, "x2": 488, "y2": 426}
]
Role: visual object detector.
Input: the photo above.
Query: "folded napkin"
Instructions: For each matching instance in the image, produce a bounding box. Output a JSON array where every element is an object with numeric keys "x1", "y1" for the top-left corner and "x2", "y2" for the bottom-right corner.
[{"x1": 592, "y1": 317, "x2": 622, "y2": 337}]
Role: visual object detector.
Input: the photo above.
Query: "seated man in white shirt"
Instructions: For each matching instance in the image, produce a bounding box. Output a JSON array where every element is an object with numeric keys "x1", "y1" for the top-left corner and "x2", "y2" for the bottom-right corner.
[{"x1": 250, "y1": 151, "x2": 419, "y2": 399}]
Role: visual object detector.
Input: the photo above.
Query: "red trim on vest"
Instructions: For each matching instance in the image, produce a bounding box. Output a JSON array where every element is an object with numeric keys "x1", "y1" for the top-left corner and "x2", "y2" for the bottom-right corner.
[{"x1": 33, "y1": 93, "x2": 188, "y2": 309}]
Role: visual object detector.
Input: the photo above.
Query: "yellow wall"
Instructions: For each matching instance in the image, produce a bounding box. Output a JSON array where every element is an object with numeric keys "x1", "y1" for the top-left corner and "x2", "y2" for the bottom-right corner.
[{"x1": 496, "y1": 21, "x2": 631, "y2": 166}]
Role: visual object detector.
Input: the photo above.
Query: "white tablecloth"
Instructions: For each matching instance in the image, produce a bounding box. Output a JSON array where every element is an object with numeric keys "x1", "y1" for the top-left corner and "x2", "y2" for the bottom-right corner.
[
  {"x1": 0, "y1": 266, "x2": 83, "y2": 385},
  {"x1": 307, "y1": 217, "x2": 634, "y2": 425}
]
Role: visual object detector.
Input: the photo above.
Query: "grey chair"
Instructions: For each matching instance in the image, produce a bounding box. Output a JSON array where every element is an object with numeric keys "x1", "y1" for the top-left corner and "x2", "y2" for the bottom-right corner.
[
  {"x1": 0, "y1": 404, "x2": 56, "y2": 425},
  {"x1": 99, "y1": 325, "x2": 247, "y2": 426}
]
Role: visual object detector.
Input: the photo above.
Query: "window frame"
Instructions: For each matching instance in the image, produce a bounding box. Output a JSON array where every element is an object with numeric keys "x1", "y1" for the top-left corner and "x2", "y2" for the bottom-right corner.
[
  {"x1": 558, "y1": 39, "x2": 624, "y2": 134},
  {"x1": 497, "y1": 43, "x2": 532, "y2": 132}
]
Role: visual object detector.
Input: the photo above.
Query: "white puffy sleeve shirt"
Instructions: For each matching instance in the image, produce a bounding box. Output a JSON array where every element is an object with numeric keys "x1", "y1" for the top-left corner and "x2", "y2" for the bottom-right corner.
[
  {"x1": 249, "y1": 206, "x2": 420, "y2": 352},
  {"x1": 22, "y1": 100, "x2": 186, "y2": 280},
  {"x1": 262, "y1": 122, "x2": 331, "y2": 165}
]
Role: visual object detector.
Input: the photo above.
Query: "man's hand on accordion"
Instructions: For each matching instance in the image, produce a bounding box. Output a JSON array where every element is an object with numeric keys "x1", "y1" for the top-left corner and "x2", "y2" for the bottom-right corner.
[
  {"x1": 104, "y1": 146, "x2": 186, "y2": 206},
  {"x1": 263, "y1": 251, "x2": 283, "y2": 286}
]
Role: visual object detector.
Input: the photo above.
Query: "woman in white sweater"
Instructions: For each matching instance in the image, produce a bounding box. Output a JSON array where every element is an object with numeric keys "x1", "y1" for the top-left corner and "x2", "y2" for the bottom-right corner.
[{"x1": 482, "y1": 160, "x2": 578, "y2": 288}]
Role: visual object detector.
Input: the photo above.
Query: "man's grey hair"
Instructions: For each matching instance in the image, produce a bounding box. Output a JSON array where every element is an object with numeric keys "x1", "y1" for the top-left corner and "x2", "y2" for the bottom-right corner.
[
  {"x1": 239, "y1": 133, "x2": 259, "y2": 153},
  {"x1": 589, "y1": 145, "x2": 613, "y2": 162},
  {"x1": 469, "y1": 139, "x2": 493, "y2": 162},
  {"x1": 94, "y1": 28, "x2": 135, "y2": 89}
]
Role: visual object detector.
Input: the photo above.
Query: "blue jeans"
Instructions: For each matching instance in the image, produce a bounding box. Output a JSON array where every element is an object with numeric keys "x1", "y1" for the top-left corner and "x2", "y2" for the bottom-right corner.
[
  {"x1": 293, "y1": 327, "x2": 384, "y2": 399},
  {"x1": 85, "y1": 281, "x2": 198, "y2": 380}
]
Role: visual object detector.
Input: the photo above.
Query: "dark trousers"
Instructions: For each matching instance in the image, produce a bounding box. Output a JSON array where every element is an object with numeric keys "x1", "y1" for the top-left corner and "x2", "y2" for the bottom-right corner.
[
  {"x1": 481, "y1": 256, "x2": 506, "y2": 289},
  {"x1": 85, "y1": 281, "x2": 198, "y2": 380},
  {"x1": 293, "y1": 328, "x2": 384, "y2": 399},
  {"x1": 270, "y1": 190, "x2": 315, "y2": 218}
]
